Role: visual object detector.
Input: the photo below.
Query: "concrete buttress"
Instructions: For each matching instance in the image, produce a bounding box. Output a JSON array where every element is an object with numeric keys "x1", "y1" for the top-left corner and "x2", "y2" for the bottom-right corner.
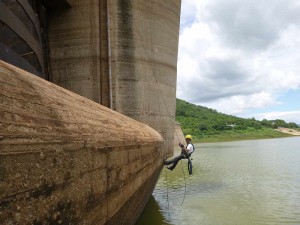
[{"x1": 0, "y1": 60, "x2": 163, "y2": 225}]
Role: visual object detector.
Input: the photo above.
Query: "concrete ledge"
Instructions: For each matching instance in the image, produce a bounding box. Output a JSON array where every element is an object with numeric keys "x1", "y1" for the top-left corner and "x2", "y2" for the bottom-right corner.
[{"x1": 0, "y1": 60, "x2": 163, "y2": 225}]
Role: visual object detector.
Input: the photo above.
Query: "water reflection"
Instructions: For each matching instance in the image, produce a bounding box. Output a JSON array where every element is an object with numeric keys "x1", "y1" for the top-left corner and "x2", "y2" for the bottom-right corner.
[
  {"x1": 136, "y1": 137, "x2": 300, "y2": 225},
  {"x1": 135, "y1": 196, "x2": 172, "y2": 225}
]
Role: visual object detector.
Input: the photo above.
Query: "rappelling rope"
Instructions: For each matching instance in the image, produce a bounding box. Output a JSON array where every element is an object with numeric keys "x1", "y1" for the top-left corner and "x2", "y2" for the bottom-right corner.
[
  {"x1": 164, "y1": 166, "x2": 171, "y2": 221},
  {"x1": 158, "y1": 91, "x2": 188, "y2": 209},
  {"x1": 151, "y1": 76, "x2": 188, "y2": 210},
  {"x1": 149, "y1": 56, "x2": 189, "y2": 217},
  {"x1": 180, "y1": 160, "x2": 187, "y2": 206}
]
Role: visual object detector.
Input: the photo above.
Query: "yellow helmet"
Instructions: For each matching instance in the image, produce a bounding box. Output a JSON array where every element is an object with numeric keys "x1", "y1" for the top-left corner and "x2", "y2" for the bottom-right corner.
[{"x1": 185, "y1": 134, "x2": 192, "y2": 140}]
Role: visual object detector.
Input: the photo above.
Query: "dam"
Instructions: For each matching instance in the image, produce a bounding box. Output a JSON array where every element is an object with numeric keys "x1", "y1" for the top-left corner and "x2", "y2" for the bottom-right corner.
[{"x1": 0, "y1": 0, "x2": 181, "y2": 224}]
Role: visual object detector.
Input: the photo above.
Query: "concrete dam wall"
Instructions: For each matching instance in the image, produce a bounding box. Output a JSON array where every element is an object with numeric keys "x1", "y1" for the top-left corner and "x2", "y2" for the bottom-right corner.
[
  {"x1": 0, "y1": 61, "x2": 163, "y2": 224},
  {"x1": 48, "y1": 0, "x2": 181, "y2": 156},
  {"x1": 0, "y1": 0, "x2": 181, "y2": 224}
]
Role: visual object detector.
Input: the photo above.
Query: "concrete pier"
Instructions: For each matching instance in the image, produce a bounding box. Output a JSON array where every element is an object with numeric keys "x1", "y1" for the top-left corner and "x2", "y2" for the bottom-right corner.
[{"x1": 48, "y1": 0, "x2": 181, "y2": 157}]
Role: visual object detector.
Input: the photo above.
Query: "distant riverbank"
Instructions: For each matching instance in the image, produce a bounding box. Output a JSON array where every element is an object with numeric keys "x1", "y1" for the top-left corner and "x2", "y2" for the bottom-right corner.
[
  {"x1": 275, "y1": 127, "x2": 300, "y2": 136},
  {"x1": 194, "y1": 128, "x2": 293, "y2": 143},
  {"x1": 176, "y1": 98, "x2": 299, "y2": 144}
]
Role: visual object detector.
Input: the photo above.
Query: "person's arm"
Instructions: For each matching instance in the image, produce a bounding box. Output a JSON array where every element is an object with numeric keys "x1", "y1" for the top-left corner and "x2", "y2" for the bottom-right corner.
[{"x1": 179, "y1": 143, "x2": 189, "y2": 154}]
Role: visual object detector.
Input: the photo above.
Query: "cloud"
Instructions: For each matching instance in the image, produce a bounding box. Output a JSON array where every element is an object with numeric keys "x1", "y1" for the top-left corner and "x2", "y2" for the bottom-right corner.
[
  {"x1": 205, "y1": 0, "x2": 300, "y2": 50},
  {"x1": 203, "y1": 92, "x2": 278, "y2": 115},
  {"x1": 254, "y1": 110, "x2": 300, "y2": 124},
  {"x1": 177, "y1": 0, "x2": 300, "y2": 122},
  {"x1": 179, "y1": 0, "x2": 198, "y2": 28}
]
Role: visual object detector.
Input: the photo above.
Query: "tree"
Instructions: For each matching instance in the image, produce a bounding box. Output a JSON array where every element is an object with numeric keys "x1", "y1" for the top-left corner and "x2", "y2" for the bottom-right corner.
[{"x1": 198, "y1": 123, "x2": 208, "y2": 131}]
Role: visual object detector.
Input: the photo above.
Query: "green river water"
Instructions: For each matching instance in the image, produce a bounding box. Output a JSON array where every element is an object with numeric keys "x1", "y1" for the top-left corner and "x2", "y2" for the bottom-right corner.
[{"x1": 136, "y1": 137, "x2": 300, "y2": 225}]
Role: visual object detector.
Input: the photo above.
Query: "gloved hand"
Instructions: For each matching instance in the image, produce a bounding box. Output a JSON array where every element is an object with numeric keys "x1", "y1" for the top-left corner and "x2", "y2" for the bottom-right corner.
[{"x1": 179, "y1": 143, "x2": 184, "y2": 148}]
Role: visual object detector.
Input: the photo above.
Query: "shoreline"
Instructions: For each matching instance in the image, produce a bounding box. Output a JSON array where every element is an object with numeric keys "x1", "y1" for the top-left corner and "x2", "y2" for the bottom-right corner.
[
  {"x1": 275, "y1": 127, "x2": 300, "y2": 136},
  {"x1": 193, "y1": 130, "x2": 295, "y2": 144},
  {"x1": 197, "y1": 136, "x2": 294, "y2": 144},
  {"x1": 175, "y1": 128, "x2": 300, "y2": 144}
]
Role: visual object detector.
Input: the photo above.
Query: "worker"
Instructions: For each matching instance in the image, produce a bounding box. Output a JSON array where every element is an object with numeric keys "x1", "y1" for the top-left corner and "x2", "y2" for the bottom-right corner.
[{"x1": 164, "y1": 134, "x2": 194, "y2": 174}]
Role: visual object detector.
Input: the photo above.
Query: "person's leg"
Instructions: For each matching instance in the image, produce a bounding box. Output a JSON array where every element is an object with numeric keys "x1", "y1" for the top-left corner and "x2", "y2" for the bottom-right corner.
[
  {"x1": 164, "y1": 154, "x2": 181, "y2": 165},
  {"x1": 163, "y1": 158, "x2": 174, "y2": 165},
  {"x1": 188, "y1": 157, "x2": 192, "y2": 174},
  {"x1": 167, "y1": 154, "x2": 185, "y2": 170}
]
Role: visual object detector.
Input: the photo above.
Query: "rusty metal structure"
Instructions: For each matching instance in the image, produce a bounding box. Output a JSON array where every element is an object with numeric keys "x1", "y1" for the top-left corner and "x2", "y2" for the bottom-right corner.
[{"x1": 0, "y1": 0, "x2": 181, "y2": 224}]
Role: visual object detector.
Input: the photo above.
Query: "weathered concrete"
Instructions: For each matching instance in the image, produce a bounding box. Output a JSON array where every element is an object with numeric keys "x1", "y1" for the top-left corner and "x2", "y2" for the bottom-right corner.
[
  {"x1": 47, "y1": 0, "x2": 181, "y2": 158},
  {"x1": 0, "y1": 60, "x2": 163, "y2": 225},
  {"x1": 108, "y1": 0, "x2": 181, "y2": 157},
  {"x1": 48, "y1": 0, "x2": 104, "y2": 104},
  {"x1": 0, "y1": 0, "x2": 181, "y2": 224}
]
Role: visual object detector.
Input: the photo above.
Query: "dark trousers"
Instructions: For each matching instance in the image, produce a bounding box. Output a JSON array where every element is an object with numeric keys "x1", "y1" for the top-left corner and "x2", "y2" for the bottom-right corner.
[
  {"x1": 165, "y1": 154, "x2": 192, "y2": 174},
  {"x1": 187, "y1": 157, "x2": 192, "y2": 174},
  {"x1": 164, "y1": 154, "x2": 186, "y2": 170}
]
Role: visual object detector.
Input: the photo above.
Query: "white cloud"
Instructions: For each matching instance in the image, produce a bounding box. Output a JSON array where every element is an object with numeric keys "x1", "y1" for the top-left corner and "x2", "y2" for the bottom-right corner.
[
  {"x1": 254, "y1": 110, "x2": 300, "y2": 124},
  {"x1": 177, "y1": 0, "x2": 300, "y2": 121},
  {"x1": 202, "y1": 92, "x2": 278, "y2": 115}
]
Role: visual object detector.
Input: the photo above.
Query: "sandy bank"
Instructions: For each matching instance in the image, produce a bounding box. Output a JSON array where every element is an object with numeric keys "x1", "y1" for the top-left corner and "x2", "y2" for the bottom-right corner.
[{"x1": 275, "y1": 128, "x2": 300, "y2": 136}]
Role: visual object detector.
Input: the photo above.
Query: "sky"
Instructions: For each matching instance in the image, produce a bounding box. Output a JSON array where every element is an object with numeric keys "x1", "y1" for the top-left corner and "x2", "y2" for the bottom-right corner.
[{"x1": 177, "y1": 0, "x2": 300, "y2": 124}]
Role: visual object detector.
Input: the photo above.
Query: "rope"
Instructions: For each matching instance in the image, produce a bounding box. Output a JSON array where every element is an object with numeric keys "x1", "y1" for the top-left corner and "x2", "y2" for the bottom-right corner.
[
  {"x1": 150, "y1": 63, "x2": 181, "y2": 148},
  {"x1": 164, "y1": 167, "x2": 171, "y2": 221},
  {"x1": 149, "y1": 44, "x2": 188, "y2": 217},
  {"x1": 180, "y1": 160, "x2": 187, "y2": 207}
]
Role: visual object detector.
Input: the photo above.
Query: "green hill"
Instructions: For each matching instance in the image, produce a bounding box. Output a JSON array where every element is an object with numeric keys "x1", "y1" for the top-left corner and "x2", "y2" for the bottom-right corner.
[{"x1": 176, "y1": 98, "x2": 299, "y2": 143}]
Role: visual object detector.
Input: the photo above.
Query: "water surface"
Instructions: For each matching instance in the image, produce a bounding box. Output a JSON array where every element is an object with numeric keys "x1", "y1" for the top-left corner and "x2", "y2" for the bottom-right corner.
[{"x1": 136, "y1": 137, "x2": 300, "y2": 225}]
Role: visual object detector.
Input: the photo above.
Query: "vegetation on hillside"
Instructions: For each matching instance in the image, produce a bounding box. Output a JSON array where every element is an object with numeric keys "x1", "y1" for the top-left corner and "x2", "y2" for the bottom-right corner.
[{"x1": 176, "y1": 98, "x2": 299, "y2": 143}]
